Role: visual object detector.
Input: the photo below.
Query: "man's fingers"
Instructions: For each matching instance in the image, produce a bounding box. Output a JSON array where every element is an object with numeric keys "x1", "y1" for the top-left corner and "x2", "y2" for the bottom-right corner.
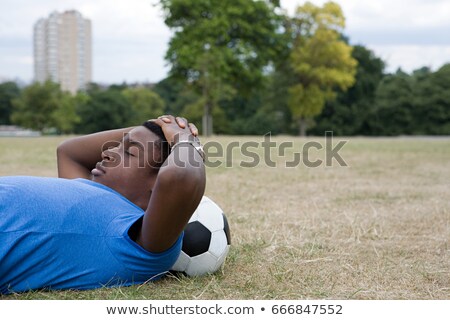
[
  {"x1": 175, "y1": 117, "x2": 188, "y2": 129},
  {"x1": 153, "y1": 115, "x2": 197, "y2": 135},
  {"x1": 188, "y1": 123, "x2": 199, "y2": 136},
  {"x1": 152, "y1": 118, "x2": 165, "y2": 127},
  {"x1": 158, "y1": 115, "x2": 173, "y2": 123}
]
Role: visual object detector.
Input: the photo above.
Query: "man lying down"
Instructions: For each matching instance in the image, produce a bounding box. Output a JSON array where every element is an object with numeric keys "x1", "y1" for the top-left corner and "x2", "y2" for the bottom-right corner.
[{"x1": 0, "y1": 115, "x2": 206, "y2": 294}]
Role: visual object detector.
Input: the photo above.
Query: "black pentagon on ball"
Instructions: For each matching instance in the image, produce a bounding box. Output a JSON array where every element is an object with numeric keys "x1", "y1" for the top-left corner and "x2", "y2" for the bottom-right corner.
[
  {"x1": 223, "y1": 213, "x2": 231, "y2": 245},
  {"x1": 182, "y1": 221, "x2": 212, "y2": 257}
]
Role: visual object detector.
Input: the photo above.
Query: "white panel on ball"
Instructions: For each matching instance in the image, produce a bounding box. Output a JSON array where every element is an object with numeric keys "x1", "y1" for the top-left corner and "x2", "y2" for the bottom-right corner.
[
  {"x1": 188, "y1": 210, "x2": 199, "y2": 223},
  {"x1": 185, "y1": 252, "x2": 218, "y2": 276},
  {"x1": 208, "y1": 230, "x2": 228, "y2": 258},
  {"x1": 171, "y1": 251, "x2": 190, "y2": 272},
  {"x1": 196, "y1": 199, "x2": 224, "y2": 232}
]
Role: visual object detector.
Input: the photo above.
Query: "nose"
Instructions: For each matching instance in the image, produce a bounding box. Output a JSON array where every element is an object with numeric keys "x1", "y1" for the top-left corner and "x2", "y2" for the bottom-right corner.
[{"x1": 102, "y1": 147, "x2": 118, "y2": 162}]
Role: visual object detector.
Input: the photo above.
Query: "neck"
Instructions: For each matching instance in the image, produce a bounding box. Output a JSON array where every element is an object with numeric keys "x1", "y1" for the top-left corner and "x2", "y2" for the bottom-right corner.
[{"x1": 130, "y1": 192, "x2": 151, "y2": 211}]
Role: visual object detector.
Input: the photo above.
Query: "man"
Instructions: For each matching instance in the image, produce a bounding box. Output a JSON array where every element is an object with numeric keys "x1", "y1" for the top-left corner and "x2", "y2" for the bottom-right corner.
[{"x1": 0, "y1": 115, "x2": 205, "y2": 294}]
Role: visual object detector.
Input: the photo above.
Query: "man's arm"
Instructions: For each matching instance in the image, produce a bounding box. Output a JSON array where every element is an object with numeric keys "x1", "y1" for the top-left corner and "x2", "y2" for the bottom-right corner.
[
  {"x1": 57, "y1": 127, "x2": 134, "y2": 179},
  {"x1": 137, "y1": 117, "x2": 206, "y2": 253}
]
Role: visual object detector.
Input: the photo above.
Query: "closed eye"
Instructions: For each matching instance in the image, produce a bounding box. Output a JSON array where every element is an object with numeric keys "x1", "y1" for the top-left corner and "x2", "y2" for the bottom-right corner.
[{"x1": 125, "y1": 149, "x2": 135, "y2": 157}]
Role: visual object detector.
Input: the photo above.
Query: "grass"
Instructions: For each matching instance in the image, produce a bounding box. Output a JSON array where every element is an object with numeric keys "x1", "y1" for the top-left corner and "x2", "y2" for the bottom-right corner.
[{"x1": 1, "y1": 135, "x2": 449, "y2": 300}]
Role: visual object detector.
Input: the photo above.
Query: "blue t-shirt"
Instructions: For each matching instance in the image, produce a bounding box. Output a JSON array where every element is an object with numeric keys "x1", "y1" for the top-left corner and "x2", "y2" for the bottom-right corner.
[{"x1": 0, "y1": 176, "x2": 182, "y2": 294}]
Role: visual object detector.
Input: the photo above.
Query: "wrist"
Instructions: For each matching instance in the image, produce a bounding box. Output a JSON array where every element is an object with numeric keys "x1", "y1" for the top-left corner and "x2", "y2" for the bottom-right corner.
[
  {"x1": 171, "y1": 140, "x2": 205, "y2": 161},
  {"x1": 170, "y1": 132, "x2": 194, "y2": 146}
]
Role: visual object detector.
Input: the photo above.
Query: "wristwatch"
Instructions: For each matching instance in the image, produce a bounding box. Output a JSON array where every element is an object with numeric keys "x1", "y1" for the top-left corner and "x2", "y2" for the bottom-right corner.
[{"x1": 171, "y1": 140, "x2": 205, "y2": 161}]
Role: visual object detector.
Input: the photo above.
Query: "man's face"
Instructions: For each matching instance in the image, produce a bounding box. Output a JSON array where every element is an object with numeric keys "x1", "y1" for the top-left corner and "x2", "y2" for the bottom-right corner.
[{"x1": 91, "y1": 126, "x2": 161, "y2": 205}]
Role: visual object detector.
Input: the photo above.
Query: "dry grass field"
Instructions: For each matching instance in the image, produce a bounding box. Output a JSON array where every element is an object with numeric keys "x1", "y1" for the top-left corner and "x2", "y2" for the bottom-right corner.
[{"x1": 1, "y1": 135, "x2": 449, "y2": 300}]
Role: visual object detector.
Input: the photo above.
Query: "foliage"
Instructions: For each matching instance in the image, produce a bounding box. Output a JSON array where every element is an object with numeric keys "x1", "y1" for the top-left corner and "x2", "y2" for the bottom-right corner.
[
  {"x1": 367, "y1": 70, "x2": 415, "y2": 135},
  {"x1": 181, "y1": 96, "x2": 230, "y2": 134},
  {"x1": 153, "y1": 76, "x2": 196, "y2": 116},
  {"x1": 411, "y1": 65, "x2": 450, "y2": 135},
  {"x1": 286, "y1": 1, "x2": 357, "y2": 135},
  {"x1": 122, "y1": 87, "x2": 165, "y2": 126},
  {"x1": 311, "y1": 45, "x2": 385, "y2": 135},
  {"x1": 11, "y1": 81, "x2": 79, "y2": 133},
  {"x1": 73, "y1": 85, "x2": 168, "y2": 134},
  {"x1": 159, "y1": 0, "x2": 282, "y2": 135},
  {"x1": 366, "y1": 65, "x2": 450, "y2": 136},
  {"x1": 74, "y1": 85, "x2": 133, "y2": 134},
  {"x1": 52, "y1": 94, "x2": 81, "y2": 134},
  {"x1": 0, "y1": 81, "x2": 21, "y2": 125},
  {"x1": 4, "y1": 1, "x2": 450, "y2": 136}
]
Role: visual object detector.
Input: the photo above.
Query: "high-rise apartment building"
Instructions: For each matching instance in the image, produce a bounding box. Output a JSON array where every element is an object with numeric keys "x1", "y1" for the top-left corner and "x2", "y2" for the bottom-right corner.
[{"x1": 34, "y1": 10, "x2": 92, "y2": 94}]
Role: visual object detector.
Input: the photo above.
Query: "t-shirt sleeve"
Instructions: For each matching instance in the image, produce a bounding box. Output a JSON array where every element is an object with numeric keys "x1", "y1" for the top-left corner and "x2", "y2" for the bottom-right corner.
[{"x1": 105, "y1": 213, "x2": 183, "y2": 281}]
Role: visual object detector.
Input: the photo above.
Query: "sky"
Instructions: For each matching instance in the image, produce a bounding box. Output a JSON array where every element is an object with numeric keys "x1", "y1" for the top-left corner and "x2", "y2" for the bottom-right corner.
[{"x1": 1, "y1": 0, "x2": 449, "y2": 84}]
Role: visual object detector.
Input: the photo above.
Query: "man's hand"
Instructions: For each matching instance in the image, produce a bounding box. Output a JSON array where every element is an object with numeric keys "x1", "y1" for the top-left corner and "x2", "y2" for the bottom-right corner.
[
  {"x1": 138, "y1": 115, "x2": 206, "y2": 253},
  {"x1": 151, "y1": 115, "x2": 200, "y2": 145}
]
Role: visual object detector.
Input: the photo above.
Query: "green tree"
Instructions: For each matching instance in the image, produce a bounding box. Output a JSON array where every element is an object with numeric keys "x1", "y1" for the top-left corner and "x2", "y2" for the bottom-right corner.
[
  {"x1": 159, "y1": 0, "x2": 281, "y2": 135},
  {"x1": 0, "y1": 81, "x2": 21, "y2": 125},
  {"x1": 154, "y1": 76, "x2": 233, "y2": 133},
  {"x1": 221, "y1": 74, "x2": 291, "y2": 135},
  {"x1": 411, "y1": 64, "x2": 450, "y2": 135},
  {"x1": 122, "y1": 87, "x2": 165, "y2": 126},
  {"x1": 357, "y1": 65, "x2": 450, "y2": 136},
  {"x1": 153, "y1": 76, "x2": 195, "y2": 115},
  {"x1": 11, "y1": 81, "x2": 79, "y2": 133},
  {"x1": 311, "y1": 45, "x2": 385, "y2": 135},
  {"x1": 180, "y1": 94, "x2": 230, "y2": 134},
  {"x1": 75, "y1": 85, "x2": 133, "y2": 134},
  {"x1": 51, "y1": 93, "x2": 80, "y2": 134},
  {"x1": 287, "y1": 1, "x2": 357, "y2": 135},
  {"x1": 367, "y1": 70, "x2": 414, "y2": 135}
]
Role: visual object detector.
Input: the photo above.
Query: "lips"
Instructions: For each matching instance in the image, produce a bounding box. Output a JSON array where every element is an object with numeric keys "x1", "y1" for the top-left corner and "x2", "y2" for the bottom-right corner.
[{"x1": 91, "y1": 162, "x2": 106, "y2": 176}]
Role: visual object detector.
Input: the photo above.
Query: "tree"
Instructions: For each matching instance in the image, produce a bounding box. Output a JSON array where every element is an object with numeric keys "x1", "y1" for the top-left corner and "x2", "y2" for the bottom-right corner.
[
  {"x1": 0, "y1": 81, "x2": 21, "y2": 125},
  {"x1": 11, "y1": 81, "x2": 79, "y2": 133},
  {"x1": 75, "y1": 85, "x2": 133, "y2": 134},
  {"x1": 367, "y1": 70, "x2": 414, "y2": 135},
  {"x1": 51, "y1": 93, "x2": 80, "y2": 134},
  {"x1": 311, "y1": 45, "x2": 386, "y2": 135},
  {"x1": 287, "y1": 1, "x2": 357, "y2": 135},
  {"x1": 153, "y1": 76, "x2": 195, "y2": 116},
  {"x1": 221, "y1": 73, "x2": 292, "y2": 135},
  {"x1": 411, "y1": 64, "x2": 450, "y2": 135},
  {"x1": 159, "y1": 0, "x2": 281, "y2": 135},
  {"x1": 357, "y1": 65, "x2": 450, "y2": 136},
  {"x1": 122, "y1": 87, "x2": 165, "y2": 126}
]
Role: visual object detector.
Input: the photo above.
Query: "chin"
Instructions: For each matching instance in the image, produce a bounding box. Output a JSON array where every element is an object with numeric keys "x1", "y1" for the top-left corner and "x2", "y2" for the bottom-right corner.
[{"x1": 91, "y1": 174, "x2": 105, "y2": 185}]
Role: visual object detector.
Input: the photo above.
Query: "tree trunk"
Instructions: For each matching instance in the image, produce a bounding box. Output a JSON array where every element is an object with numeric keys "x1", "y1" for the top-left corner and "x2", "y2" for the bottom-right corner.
[
  {"x1": 298, "y1": 118, "x2": 307, "y2": 136},
  {"x1": 203, "y1": 102, "x2": 213, "y2": 136},
  {"x1": 201, "y1": 70, "x2": 214, "y2": 137}
]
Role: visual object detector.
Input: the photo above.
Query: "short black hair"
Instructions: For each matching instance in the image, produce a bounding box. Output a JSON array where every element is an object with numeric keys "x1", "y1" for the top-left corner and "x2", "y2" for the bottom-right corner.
[{"x1": 142, "y1": 121, "x2": 170, "y2": 168}]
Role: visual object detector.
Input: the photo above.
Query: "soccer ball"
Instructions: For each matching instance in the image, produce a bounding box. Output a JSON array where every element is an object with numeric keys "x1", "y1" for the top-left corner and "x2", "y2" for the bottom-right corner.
[{"x1": 171, "y1": 196, "x2": 231, "y2": 277}]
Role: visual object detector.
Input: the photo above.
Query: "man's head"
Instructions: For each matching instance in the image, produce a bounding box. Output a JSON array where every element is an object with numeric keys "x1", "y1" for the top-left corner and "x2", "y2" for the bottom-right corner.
[
  {"x1": 141, "y1": 120, "x2": 171, "y2": 167},
  {"x1": 91, "y1": 121, "x2": 170, "y2": 209}
]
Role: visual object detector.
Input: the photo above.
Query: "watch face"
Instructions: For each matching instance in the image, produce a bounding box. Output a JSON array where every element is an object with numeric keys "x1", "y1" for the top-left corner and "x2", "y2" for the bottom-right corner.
[
  {"x1": 196, "y1": 145, "x2": 205, "y2": 160},
  {"x1": 192, "y1": 143, "x2": 205, "y2": 160},
  {"x1": 171, "y1": 140, "x2": 205, "y2": 160}
]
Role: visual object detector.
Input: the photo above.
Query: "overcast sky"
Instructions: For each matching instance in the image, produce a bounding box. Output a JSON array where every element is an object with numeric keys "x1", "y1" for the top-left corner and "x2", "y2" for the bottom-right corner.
[{"x1": 1, "y1": 0, "x2": 449, "y2": 84}]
